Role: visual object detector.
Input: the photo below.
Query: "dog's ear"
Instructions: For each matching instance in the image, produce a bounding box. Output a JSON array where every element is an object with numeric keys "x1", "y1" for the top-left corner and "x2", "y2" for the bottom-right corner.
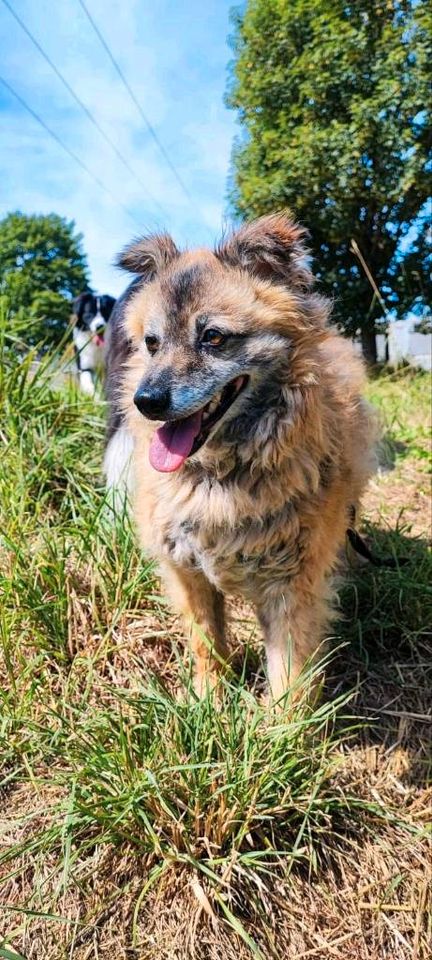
[
  {"x1": 72, "y1": 294, "x2": 82, "y2": 318},
  {"x1": 73, "y1": 290, "x2": 94, "y2": 318},
  {"x1": 72, "y1": 293, "x2": 87, "y2": 320},
  {"x1": 100, "y1": 295, "x2": 116, "y2": 320},
  {"x1": 216, "y1": 212, "x2": 312, "y2": 290},
  {"x1": 117, "y1": 233, "x2": 179, "y2": 278}
]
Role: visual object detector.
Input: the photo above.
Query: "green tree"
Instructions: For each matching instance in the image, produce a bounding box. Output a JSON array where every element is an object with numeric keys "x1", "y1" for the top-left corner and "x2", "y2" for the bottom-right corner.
[
  {"x1": 227, "y1": 0, "x2": 431, "y2": 361},
  {"x1": 0, "y1": 212, "x2": 90, "y2": 348}
]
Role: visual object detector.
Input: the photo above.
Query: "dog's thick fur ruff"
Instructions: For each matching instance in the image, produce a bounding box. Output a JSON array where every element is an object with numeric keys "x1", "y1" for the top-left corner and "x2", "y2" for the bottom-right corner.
[{"x1": 106, "y1": 213, "x2": 376, "y2": 699}]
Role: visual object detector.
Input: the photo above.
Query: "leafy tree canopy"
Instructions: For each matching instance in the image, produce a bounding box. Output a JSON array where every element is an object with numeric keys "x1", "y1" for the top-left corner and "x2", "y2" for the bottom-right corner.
[
  {"x1": 0, "y1": 211, "x2": 90, "y2": 348},
  {"x1": 227, "y1": 0, "x2": 431, "y2": 360}
]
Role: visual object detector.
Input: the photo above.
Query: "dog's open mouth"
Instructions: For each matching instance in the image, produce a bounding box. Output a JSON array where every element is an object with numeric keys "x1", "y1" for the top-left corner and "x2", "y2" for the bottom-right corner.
[{"x1": 149, "y1": 375, "x2": 249, "y2": 473}]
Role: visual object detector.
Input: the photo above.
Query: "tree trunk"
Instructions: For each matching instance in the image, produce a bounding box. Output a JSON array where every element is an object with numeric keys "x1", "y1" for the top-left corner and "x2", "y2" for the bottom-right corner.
[{"x1": 360, "y1": 327, "x2": 377, "y2": 365}]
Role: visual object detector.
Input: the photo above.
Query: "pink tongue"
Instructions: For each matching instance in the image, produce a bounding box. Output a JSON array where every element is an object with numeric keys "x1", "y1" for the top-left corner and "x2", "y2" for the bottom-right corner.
[{"x1": 149, "y1": 410, "x2": 203, "y2": 472}]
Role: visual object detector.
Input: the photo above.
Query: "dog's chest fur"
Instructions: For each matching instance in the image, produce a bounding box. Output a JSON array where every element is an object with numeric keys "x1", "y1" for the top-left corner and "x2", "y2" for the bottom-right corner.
[
  {"x1": 73, "y1": 328, "x2": 105, "y2": 371},
  {"x1": 149, "y1": 465, "x2": 309, "y2": 601}
]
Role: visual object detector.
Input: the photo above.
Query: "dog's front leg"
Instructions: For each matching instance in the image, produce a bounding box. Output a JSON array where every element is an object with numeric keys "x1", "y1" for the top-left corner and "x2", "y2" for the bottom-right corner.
[
  {"x1": 159, "y1": 560, "x2": 228, "y2": 695},
  {"x1": 256, "y1": 582, "x2": 330, "y2": 704}
]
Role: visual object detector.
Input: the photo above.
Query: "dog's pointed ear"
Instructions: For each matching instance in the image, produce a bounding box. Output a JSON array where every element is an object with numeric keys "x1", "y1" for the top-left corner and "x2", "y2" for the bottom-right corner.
[
  {"x1": 72, "y1": 292, "x2": 89, "y2": 319},
  {"x1": 117, "y1": 233, "x2": 179, "y2": 278},
  {"x1": 215, "y1": 213, "x2": 312, "y2": 289}
]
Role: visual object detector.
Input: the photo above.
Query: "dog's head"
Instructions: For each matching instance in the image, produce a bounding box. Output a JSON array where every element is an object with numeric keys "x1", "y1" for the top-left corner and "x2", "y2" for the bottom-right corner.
[
  {"x1": 73, "y1": 292, "x2": 116, "y2": 339},
  {"x1": 118, "y1": 213, "x2": 329, "y2": 473}
]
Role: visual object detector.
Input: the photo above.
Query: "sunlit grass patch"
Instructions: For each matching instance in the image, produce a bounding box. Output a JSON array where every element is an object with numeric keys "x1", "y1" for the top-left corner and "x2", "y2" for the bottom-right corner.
[
  {"x1": 366, "y1": 364, "x2": 431, "y2": 465},
  {"x1": 0, "y1": 666, "x2": 375, "y2": 957}
]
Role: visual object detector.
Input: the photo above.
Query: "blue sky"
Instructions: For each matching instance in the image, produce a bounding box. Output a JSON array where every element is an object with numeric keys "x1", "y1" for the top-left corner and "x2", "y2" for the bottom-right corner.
[{"x1": 0, "y1": 0, "x2": 238, "y2": 294}]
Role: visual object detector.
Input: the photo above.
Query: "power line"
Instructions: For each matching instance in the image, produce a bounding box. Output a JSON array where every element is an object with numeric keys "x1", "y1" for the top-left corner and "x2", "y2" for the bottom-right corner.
[
  {"x1": 1, "y1": 0, "x2": 168, "y2": 222},
  {"x1": 76, "y1": 0, "x2": 207, "y2": 222},
  {"x1": 0, "y1": 73, "x2": 144, "y2": 228}
]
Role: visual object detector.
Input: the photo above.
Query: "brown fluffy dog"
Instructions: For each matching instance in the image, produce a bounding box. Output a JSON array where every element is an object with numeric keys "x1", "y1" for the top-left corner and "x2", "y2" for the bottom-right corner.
[{"x1": 104, "y1": 213, "x2": 376, "y2": 700}]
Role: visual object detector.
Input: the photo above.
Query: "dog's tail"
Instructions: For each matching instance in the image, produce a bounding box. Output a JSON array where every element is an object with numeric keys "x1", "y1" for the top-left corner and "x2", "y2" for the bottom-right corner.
[
  {"x1": 104, "y1": 425, "x2": 133, "y2": 493},
  {"x1": 346, "y1": 526, "x2": 408, "y2": 569}
]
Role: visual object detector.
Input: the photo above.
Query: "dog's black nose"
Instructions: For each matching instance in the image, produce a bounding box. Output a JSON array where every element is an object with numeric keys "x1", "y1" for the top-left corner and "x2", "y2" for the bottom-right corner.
[{"x1": 134, "y1": 384, "x2": 171, "y2": 419}]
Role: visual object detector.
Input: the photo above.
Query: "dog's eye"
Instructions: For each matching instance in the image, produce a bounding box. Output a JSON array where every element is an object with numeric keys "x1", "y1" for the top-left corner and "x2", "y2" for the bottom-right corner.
[
  {"x1": 145, "y1": 335, "x2": 159, "y2": 355},
  {"x1": 201, "y1": 328, "x2": 227, "y2": 348}
]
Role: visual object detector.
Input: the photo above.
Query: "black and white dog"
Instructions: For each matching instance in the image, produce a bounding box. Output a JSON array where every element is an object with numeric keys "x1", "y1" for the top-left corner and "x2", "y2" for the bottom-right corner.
[{"x1": 72, "y1": 292, "x2": 116, "y2": 394}]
